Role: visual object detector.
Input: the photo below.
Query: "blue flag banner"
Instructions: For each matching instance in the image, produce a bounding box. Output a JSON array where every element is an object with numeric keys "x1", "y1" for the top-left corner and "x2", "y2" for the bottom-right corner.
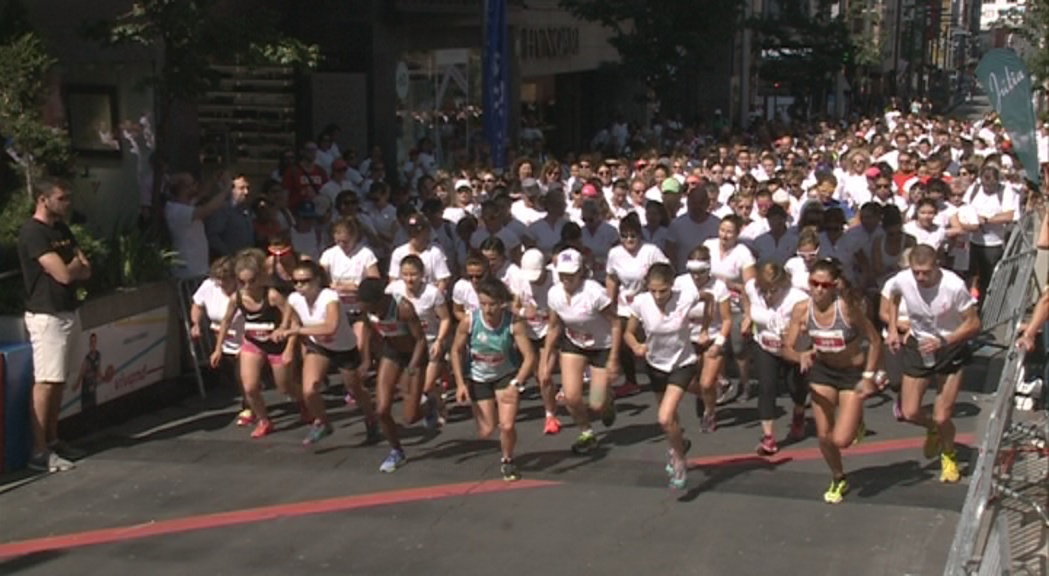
[
  {"x1": 975, "y1": 49, "x2": 1041, "y2": 187},
  {"x1": 483, "y1": 0, "x2": 508, "y2": 169}
]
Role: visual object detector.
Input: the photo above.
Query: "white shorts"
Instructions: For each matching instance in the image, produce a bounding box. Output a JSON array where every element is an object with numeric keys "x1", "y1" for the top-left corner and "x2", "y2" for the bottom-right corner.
[{"x1": 25, "y1": 311, "x2": 80, "y2": 384}]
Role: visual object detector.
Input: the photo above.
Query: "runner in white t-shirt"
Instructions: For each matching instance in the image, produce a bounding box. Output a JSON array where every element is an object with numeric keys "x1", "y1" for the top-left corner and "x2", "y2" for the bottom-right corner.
[
  {"x1": 320, "y1": 218, "x2": 381, "y2": 383},
  {"x1": 388, "y1": 214, "x2": 452, "y2": 292},
  {"x1": 281, "y1": 259, "x2": 379, "y2": 447},
  {"x1": 513, "y1": 249, "x2": 560, "y2": 434},
  {"x1": 387, "y1": 255, "x2": 452, "y2": 428},
  {"x1": 190, "y1": 257, "x2": 249, "y2": 425},
  {"x1": 541, "y1": 249, "x2": 620, "y2": 456},
  {"x1": 674, "y1": 245, "x2": 733, "y2": 433},
  {"x1": 606, "y1": 213, "x2": 669, "y2": 398},
  {"x1": 452, "y1": 253, "x2": 489, "y2": 322},
  {"x1": 882, "y1": 245, "x2": 981, "y2": 484},
  {"x1": 903, "y1": 198, "x2": 947, "y2": 251},
  {"x1": 624, "y1": 263, "x2": 702, "y2": 490},
  {"x1": 703, "y1": 215, "x2": 757, "y2": 402}
]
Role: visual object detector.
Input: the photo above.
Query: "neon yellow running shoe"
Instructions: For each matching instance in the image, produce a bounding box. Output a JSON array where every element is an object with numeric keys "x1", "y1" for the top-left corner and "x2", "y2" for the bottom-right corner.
[
  {"x1": 940, "y1": 451, "x2": 960, "y2": 483},
  {"x1": 823, "y1": 477, "x2": 849, "y2": 504}
]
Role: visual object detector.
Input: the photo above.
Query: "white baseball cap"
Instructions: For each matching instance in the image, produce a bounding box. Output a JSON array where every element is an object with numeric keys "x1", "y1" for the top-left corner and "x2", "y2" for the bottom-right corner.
[
  {"x1": 520, "y1": 249, "x2": 546, "y2": 282},
  {"x1": 554, "y1": 249, "x2": 583, "y2": 274},
  {"x1": 454, "y1": 178, "x2": 473, "y2": 190}
]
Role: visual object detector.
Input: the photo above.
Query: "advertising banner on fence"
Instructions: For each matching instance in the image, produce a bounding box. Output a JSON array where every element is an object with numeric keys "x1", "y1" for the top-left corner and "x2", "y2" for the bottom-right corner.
[
  {"x1": 975, "y1": 49, "x2": 1041, "y2": 187},
  {"x1": 60, "y1": 306, "x2": 169, "y2": 418}
]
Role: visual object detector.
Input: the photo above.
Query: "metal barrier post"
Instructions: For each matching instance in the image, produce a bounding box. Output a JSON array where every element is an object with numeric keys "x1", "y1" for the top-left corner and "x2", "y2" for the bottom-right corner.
[{"x1": 175, "y1": 277, "x2": 209, "y2": 399}]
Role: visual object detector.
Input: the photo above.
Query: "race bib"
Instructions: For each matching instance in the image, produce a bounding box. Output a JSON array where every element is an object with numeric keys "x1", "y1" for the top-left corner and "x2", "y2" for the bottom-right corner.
[
  {"x1": 339, "y1": 292, "x2": 362, "y2": 314},
  {"x1": 566, "y1": 327, "x2": 595, "y2": 347},
  {"x1": 244, "y1": 322, "x2": 275, "y2": 341},
  {"x1": 471, "y1": 350, "x2": 505, "y2": 366},
  {"x1": 810, "y1": 329, "x2": 846, "y2": 353},
  {"x1": 757, "y1": 330, "x2": 782, "y2": 353}
]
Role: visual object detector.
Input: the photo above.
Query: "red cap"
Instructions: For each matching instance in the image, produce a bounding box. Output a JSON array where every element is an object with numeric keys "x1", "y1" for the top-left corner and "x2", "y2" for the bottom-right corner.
[
  {"x1": 581, "y1": 184, "x2": 600, "y2": 198},
  {"x1": 864, "y1": 166, "x2": 881, "y2": 179}
]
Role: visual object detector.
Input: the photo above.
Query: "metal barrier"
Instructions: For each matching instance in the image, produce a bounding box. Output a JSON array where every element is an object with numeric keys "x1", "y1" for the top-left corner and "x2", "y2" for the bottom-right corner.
[
  {"x1": 944, "y1": 212, "x2": 1047, "y2": 575},
  {"x1": 175, "y1": 276, "x2": 211, "y2": 399}
]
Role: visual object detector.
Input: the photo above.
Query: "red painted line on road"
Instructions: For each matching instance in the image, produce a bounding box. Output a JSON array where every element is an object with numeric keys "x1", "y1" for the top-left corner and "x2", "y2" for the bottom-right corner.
[
  {"x1": 0, "y1": 479, "x2": 559, "y2": 559},
  {"x1": 687, "y1": 433, "x2": 976, "y2": 469}
]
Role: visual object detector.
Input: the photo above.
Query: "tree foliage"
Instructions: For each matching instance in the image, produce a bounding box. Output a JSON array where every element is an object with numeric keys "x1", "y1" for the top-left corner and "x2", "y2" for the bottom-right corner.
[
  {"x1": 750, "y1": 0, "x2": 854, "y2": 113},
  {"x1": 559, "y1": 0, "x2": 743, "y2": 111},
  {"x1": 994, "y1": 0, "x2": 1049, "y2": 89}
]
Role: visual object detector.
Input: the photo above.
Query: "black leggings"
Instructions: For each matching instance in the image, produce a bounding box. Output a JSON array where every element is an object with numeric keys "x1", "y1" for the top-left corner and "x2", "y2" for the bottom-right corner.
[
  {"x1": 620, "y1": 351, "x2": 637, "y2": 385},
  {"x1": 753, "y1": 346, "x2": 807, "y2": 421},
  {"x1": 970, "y1": 243, "x2": 1004, "y2": 306}
]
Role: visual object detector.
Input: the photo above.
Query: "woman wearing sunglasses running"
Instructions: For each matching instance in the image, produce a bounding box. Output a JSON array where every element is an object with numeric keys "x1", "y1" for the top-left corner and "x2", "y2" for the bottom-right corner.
[{"x1": 783, "y1": 258, "x2": 882, "y2": 504}]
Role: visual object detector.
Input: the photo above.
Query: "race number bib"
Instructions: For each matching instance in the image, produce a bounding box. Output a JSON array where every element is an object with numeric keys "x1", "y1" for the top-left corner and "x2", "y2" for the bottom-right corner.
[
  {"x1": 757, "y1": 330, "x2": 782, "y2": 353},
  {"x1": 566, "y1": 327, "x2": 595, "y2": 347},
  {"x1": 809, "y1": 329, "x2": 846, "y2": 353}
]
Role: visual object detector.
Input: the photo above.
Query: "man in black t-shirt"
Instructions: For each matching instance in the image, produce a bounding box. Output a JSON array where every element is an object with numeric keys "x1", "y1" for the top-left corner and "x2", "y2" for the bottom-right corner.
[{"x1": 17, "y1": 178, "x2": 91, "y2": 473}]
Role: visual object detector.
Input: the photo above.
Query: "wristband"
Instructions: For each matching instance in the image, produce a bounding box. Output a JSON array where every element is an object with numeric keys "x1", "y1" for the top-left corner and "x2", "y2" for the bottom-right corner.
[
  {"x1": 713, "y1": 334, "x2": 726, "y2": 347},
  {"x1": 862, "y1": 371, "x2": 876, "y2": 380}
]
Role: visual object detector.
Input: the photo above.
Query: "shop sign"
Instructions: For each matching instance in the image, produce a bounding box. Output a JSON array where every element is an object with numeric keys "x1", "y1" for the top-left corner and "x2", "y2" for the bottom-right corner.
[
  {"x1": 519, "y1": 26, "x2": 580, "y2": 60},
  {"x1": 60, "y1": 306, "x2": 169, "y2": 418}
]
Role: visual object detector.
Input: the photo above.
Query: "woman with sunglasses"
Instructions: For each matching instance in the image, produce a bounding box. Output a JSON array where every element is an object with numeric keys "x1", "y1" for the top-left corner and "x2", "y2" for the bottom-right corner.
[
  {"x1": 675, "y1": 246, "x2": 732, "y2": 432},
  {"x1": 211, "y1": 250, "x2": 302, "y2": 439},
  {"x1": 741, "y1": 262, "x2": 811, "y2": 455},
  {"x1": 278, "y1": 260, "x2": 379, "y2": 446},
  {"x1": 606, "y1": 213, "x2": 669, "y2": 398},
  {"x1": 265, "y1": 231, "x2": 299, "y2": 295},
  {"x1": 783, "y1": 258, "x2": 882, "y2": 503},
  {"x1": 320, "y1": 217, "x2": 380, "y2": 395},
  {"x1": 541, "y1": 248, "x2": 620, "y2": 455},
  {"x1": 451, "y1": 278, "x2": 535, "y2": 482},
  {"x1": 387, "y1": 255, "x2": 452, "y2": 429},
  {"x1": 444, "y1": 180, "x2": 480, "y2": 225},
  {"x1": 452, "y1": 253, "x2": 491, "y2": 323},
  {"x1": 624, "y1": 263, "x2": 705, "y2": 489},
  {"x1": 358, "y1": 277, "x2": 433, "y2": 473}
]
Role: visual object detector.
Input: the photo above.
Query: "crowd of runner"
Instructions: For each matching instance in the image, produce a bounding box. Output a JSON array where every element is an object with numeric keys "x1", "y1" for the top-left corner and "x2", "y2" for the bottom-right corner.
[{"x1": 187, "y1": 105, "x2": 1036, "y2": 503}]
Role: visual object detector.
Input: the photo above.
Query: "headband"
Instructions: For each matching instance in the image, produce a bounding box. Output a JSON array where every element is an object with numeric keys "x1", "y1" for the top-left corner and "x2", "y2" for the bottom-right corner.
[{"x1": 686, "y1": 260, "x2": 711, "y2": 273}]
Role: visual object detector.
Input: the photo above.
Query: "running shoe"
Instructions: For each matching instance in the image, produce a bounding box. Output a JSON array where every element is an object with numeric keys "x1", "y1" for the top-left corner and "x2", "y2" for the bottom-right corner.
[
  {"x1": 601, "y1": 397, "x2": 617, "y2": 427},
  {"x1": 379, "y1": 449, "x2": 406, "y2": 473},
  {"x1": 823, "y1": 477, "x2": 849, "y2": 504},
  {"x1": 701, "y1": 411, "x2": 717, "y2": 434},
  {"x1": 49, "y1": 440, "x2": 86, "y2": 461},
  {"x1": 344, "y1": 393, "x2": 357, "y2": 409},
  {"x1": 235, "y1": 409, "x2": 256, "y2": 427},
  {"x1": 423, "y1": 393, "x2": 439, "y2": 431},
  {"x1": 892, "y1": 397, "x2": 904, "y2": 421},
  {"x1": 788, "y1": 411, "x2": 805, "y2": 441},
  {"x1": 756, "y1": 434, "x2": 779, "y2": 456},
  {"x1": 543, "y1": 416, "x2": 562, "y2": 435},
  {"x1": 852, "y1": 419, "x2": 867, "y2": 446},
  {"x1": 614, "y1": 381, "x2": 642, "y2": 398},
  {"x1": 501, "y1": 458, "x2": 521, "y2": 482},
  {"x1": 940, "y1": 451, "x2": 961, "y2": 483},
  {"x1": 669, "y1": 458, "x2": 687, "y2": 490},
  {"x1": 923, "y1": 423, "x2": 941, "y2": 459},
  {"x1": 251, "y1": 419, "x2": 274, "y2": 439},
  {"x1": 716, "y1": 378, "x2": 737, "y2": 405},
  {"x1": 364, "y1": 420, "x2": 382, "y2": 444},
  {"x1": 666, "y1": 438, "x2": 693, "y2": 475},
  {"x1": 571, "y1": 430, "x2": 598, "y2": 455},
  {"x1": 303, "y1": 422, "x2": 333, "y2": 447},
  {"x1": 28, "y1": 451, "x2": 75, "y2": 473}
]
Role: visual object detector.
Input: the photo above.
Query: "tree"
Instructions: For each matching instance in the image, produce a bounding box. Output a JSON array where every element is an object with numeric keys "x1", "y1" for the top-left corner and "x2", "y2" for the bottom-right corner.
[
  {"x1": 750, "y1": 0, "x2": 855, "y2": 118},
  {"x1": 84, "y1": 0, "x2": 320, "y2": 223},
  {"x1": 559, "y1": 0, "x2": 744, "y2": 116}
]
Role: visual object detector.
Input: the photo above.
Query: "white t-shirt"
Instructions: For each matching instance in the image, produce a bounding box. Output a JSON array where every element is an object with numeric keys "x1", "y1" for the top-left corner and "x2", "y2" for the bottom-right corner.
[
  {"x1": 606, "y1": 243, "x2": 669, "y2": 316},
  {"x1": 165, "y1": 202, "x2": 209, "y2": 279},
  {"x1": 967, "y1": 184, "x2": 1020, "y2": 246},
  {"x1": 513, "y1": 273, "x2": 555, "y2": 340},
  {"x1": 704, "y1": 239, "x2": 756, "y2": 285},
  {"x1": 452, "y1": 278, "x2": 480, "y2": 315},
  {"x1": 386, "y1": 279, "x2": 445, "y2": 341},
  {"x1": 669, "y1": 214, "x2": 720, "y2": 271},
  {"x1": 288, "y1": 288, "x2": 357, "y2": 351},
  {"x1": 883, "y1": 269, "x2": 975, "y2": 338},
  {"x1": 527, "y1": 217, "x2": 569, "y2": 255},
  {"x1": 320, "y1": 244, "x2": 378, "y2": 285},
  {"x1": 443, "y1": 204, "x2": 480, "y2": 225},
  {"x1": 581, "y1": 222, "x2": 620, "y2": 283},
  {"x1": 674, "y1": 274, "x2": 730, "y2": 343},
  {"x1": 492, "y1": 261, "x2": 524, "y2": 292},
  {"x1": 744, "y1": 279, "x2": 810, "y2": 355},
  {"x1": 192, "y1": 278, "x2": 242, "y2": 354},
  {"x1": 752, "y1": 228, "x2": 799, "y2": 265},
  {"x1": 903, "y1": 221, "x2": 946, "y2": 251},
  {"x1": 549, "y1": 279, "x2": 615, "y2": 350},
  {"x1": 388, "y1": 243, "x2": 452, "y2": 286},
  {"x1": 941, "y1": 204, "x2": 979, "y2": 272},
  {"x1": 511, "y1": 200, "x2": 546, "y2": 226},
  {"x1": 628, "y1": 290, "x2": 699, "y2": 372},
  {"x1": 784, "y1": 257, "x2": 811, "y2": 292}
]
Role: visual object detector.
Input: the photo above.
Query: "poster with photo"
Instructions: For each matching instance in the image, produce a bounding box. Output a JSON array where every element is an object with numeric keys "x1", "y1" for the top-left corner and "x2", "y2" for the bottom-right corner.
[{"x1": 60, "y1": 306, "x2": 169, "y2": 419}]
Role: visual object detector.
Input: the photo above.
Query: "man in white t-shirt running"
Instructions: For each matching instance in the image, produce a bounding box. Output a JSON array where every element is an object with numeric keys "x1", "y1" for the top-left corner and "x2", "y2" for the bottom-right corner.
[{"x1": 882, "y1": 245, "x2": 980, "y2": 484}]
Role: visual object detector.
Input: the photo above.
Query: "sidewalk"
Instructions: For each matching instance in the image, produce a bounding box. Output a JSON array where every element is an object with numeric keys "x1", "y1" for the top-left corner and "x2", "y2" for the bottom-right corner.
[{"x1": 0, "y1": 380, "x2": 987, "y2": 576}]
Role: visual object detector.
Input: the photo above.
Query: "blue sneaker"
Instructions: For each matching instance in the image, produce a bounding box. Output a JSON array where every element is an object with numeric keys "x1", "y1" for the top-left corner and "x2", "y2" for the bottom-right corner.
[
  {"x1": 379, "y1": 449, "x2": 406, "y2": 473},
  {"x1": 302, "y1": 422, "x2": 333, "y2": 447}
]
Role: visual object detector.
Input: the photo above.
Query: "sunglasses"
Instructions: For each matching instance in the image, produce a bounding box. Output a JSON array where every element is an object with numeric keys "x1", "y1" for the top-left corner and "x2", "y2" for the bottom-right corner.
[
  {"x1": 809, "y1": 278, "x2": 836, "y2": 289},
  {"x1": 293, "y1": 277, "x2": 314, "y2": 286},
  {"x1": 620, "y1": 232, "x2": 639, "y2": 239}
]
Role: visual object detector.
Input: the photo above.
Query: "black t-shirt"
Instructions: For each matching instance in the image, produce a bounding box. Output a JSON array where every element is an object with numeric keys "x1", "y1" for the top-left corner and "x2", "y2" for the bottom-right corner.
[{"x1": 18, "y1": 218, "x2": 80, "y2": 313}]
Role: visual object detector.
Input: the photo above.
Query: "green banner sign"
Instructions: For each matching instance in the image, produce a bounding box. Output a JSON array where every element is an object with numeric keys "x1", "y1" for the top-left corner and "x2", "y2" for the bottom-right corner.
[{"x1": 976, "y1": 49, "x2": 1041, "y2": 187}]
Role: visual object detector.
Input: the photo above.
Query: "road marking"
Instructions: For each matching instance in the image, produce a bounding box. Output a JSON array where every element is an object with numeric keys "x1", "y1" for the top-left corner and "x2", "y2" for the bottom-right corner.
[
  {"x1": 0, "y1": 479, "x2": 559, "y2": 558},
  {"x1": 687, "y1": 434, "x2": 976, "y2": 469}
]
